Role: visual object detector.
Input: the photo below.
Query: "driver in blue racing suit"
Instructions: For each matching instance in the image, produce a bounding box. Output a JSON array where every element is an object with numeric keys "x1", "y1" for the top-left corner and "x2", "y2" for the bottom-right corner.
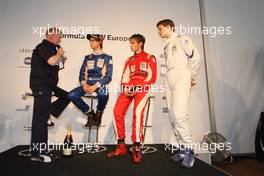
[{"x1": 68, "y1": 34, "x2": 113, "y2": 127}]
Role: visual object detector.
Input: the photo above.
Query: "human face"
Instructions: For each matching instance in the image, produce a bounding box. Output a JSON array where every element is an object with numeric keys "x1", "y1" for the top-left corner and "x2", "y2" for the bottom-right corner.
[
  {"x1": 89, "y1": 37, "x2": 101, "y2": 50},
  {"x1": 47, "y1": 32, "x2": 62, "y2": 45},
  {"x1": 157, "y1": 24, "x2": 173, "y2": 39},
  {"x1": 129, "y1": 39, "x2": 142, "y2": 53}
]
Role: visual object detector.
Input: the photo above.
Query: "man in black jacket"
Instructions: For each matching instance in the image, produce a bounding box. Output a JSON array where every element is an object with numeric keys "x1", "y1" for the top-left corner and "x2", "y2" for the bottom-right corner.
[{"x1": 29, "y1": 27, "x2": 70, "y2": 162}]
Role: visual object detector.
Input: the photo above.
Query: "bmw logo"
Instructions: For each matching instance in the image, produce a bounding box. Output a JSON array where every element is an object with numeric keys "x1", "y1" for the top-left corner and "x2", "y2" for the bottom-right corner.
[{"x1": 24, "y1": 57, "x2": 31, "y2": 65}]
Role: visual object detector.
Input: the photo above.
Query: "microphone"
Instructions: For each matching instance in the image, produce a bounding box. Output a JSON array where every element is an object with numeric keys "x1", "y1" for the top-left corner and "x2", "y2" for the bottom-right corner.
[{"x1": 56, "y1": 46, "x2": 66, "y2": 70}]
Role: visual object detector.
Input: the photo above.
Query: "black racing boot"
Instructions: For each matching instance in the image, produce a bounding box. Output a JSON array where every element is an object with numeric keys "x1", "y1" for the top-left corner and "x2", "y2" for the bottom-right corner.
[
  {"x1": 85, "y1": 109, "x2": 95, "y2": 127},
  {"x1": 93, "y1": 111, "x2": 103, "y2": 127}
]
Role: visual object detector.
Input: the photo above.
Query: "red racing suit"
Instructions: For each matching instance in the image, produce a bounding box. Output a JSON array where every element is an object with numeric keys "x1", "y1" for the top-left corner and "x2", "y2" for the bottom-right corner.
[{"x1": 113, "y1": 51, "x2": 157, "y2": 143}]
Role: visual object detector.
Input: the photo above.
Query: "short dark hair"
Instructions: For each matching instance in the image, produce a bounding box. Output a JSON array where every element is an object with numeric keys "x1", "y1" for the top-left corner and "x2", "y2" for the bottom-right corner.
[
  {"x1": 156, "y1": 19, "x2": 175, "y2": 31},
  {"x1": 93, "y1": 37, "x2": 103, "y2": 49},
  {"x1": 89, "y1": 36, "x2": 103, "y2": 49},
  {"x1": 45, "y1": 27, "x2": 62, "y2": 36},
  {"x1": 129, "y1": 34, "x2": 145, "y2": 50}
]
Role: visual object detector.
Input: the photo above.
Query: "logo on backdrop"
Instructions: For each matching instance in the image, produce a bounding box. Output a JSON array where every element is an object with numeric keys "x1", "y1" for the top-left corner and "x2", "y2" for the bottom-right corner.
[
  {"x1": 17, "y1": 48, "x2": 33, "y2": 68},
  {"x1": 63, "y1": 33, "x2": 129, "y2": 43},
  {"x1": 17, "y1": 34, "x2": 129, "y2": 69},
  {"x1": 158, "y1": 53, "x2": 169, "y2": 113},
  {"x1": 159, "y1": 54, "x2": 166, "y2": 78},
  {"x1": 15, "y1": 92, "x2": 32, "y2": 112},
  {"x1": 16, "y1": 105, "x2": 30, "y2": 112},
  {"x1": 24, "y1": 57, "x2": 31, "y2": 65},
  {"x1": 162, "y1": 96, "x2": 168, "y2": 113}
]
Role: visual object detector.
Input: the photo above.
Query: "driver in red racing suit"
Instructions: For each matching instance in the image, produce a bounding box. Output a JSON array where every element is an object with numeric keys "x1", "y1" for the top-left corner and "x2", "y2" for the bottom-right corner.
[{"x1": 107, "y1": 34, "x2": 157, "y2": 163}]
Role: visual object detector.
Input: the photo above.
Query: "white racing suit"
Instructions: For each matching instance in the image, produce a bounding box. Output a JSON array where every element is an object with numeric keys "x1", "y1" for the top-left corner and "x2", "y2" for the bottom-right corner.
[{"x1": 163, "y1": 33, "x2": 200, "y2": 146}]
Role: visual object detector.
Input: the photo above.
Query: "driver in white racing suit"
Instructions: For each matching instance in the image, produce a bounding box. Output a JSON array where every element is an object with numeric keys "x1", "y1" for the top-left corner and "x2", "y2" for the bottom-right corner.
[{"x1": 156, "y1": 19, "x2": 200, "y2": 168}]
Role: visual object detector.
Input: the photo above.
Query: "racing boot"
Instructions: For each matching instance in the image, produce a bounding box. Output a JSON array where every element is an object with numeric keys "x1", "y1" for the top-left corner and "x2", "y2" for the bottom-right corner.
[
  {"x1": 132, "y1": 142, "x2": 142, "y2": 163},
  {"x1": 107, "y1": 140, "x2": 127, "y2": 158}
]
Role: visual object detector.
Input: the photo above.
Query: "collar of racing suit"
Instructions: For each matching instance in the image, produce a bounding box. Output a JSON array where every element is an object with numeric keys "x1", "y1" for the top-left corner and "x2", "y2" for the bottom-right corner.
[
  {"x1": 133, "y1": 50, "x2": 146, "y2": 57},
  {"x1": 165, "y1": 32, "x2": 177, "y2": 46},
  {"x1": 92, "y1": 50, "x2": 104, "y2": 55},
  {"x1": 130, "y1": 50, "x2": 148, "y2": 82}
]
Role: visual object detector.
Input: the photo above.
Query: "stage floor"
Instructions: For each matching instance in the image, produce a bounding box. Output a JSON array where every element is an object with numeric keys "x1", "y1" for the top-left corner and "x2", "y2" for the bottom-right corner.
[{"x1": 0, "y1": 144, "x2": 229, "y2": 176}]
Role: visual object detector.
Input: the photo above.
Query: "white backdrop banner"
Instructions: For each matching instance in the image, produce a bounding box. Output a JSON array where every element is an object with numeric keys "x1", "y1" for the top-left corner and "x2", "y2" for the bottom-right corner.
[{"x1": 0, "y1": 0, "x2": 211, "y2": 153}]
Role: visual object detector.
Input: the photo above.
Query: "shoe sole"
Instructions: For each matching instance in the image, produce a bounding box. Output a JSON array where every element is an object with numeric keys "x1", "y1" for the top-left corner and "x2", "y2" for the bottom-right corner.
[{"x1": 132, "y1": 159, "x2": 142, "y2": 164}]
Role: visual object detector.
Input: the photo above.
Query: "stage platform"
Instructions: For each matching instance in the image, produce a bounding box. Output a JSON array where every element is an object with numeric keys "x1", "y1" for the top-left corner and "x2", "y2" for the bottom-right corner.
[{"x1": 0, "y1": 144, "x2": 230, "y2": 176}]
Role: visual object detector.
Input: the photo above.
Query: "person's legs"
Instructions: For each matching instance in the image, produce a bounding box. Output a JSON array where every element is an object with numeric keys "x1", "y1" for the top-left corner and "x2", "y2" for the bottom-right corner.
[
  {"x1": 50, "y1": 86, "x2": 71, "y2": 117},
  {"x1": 68, "y1": 86, "x2": 89, "y2": 113},
  {"x1": 131, "y1": 91, "x2": 148, "y2": 163},
  {"x1": 93, "y1": 86, "x2": 109, "y2": 126},
  {"x1": 107, "y1": 93, "x2": 132, "y2": 158},
  {"x1": 31, "y1": 87, "x2": 52, "y2": 156},
  {"x1": 113, "y1": 93, "x2": 132, "y2": 141},
  {"x1": 170, "y1": 69, "x2": 192, "y2": 146},
  {"x1": 131, "y1": 92, "x2": 148, "y2": 143},
  {"x1": 96, "y1": 86, "x2": 109, "y2": 112},
  {"x1": 167, "y1": 69, "x2": 195, "y2": 167},
  {"x1": 165, "y1": 77, "x2": 181, "y2": 143},
  {"x1": 165, "y1": 75, "x2": 186, "y2": 162}
]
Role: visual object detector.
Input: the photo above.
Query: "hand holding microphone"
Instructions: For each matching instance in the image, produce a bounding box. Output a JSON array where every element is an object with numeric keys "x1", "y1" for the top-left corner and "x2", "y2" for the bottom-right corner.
[
  {"x1": 56, "y1": 47, "x2": 64, "y2": 57},
  {"x1": 56, "y1": 46, "x2": 67, "y2": 69},
  {"x1": 56, "y1": 47, "x2": 67, "y2": 61}
]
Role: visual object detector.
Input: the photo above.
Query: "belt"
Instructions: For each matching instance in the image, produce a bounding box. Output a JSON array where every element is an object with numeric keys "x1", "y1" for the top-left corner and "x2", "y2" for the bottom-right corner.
[{"x1": 88, "y1": 77, "x2": 101, "y2": 81}]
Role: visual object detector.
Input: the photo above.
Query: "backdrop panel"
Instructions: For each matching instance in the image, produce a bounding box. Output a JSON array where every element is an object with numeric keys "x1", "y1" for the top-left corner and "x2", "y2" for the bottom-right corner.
[
  {"x1": 203, "y1": 0, "x2": 264, "y2": 154},
  {"x1": 0, "y1": 0, "x2": 210, "y2": 153}
]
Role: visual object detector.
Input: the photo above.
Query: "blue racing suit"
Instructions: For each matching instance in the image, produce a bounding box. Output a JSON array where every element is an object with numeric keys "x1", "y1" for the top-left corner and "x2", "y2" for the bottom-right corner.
[{"x1": 68, "y1": 52, "x2": 113, "y2": 112}]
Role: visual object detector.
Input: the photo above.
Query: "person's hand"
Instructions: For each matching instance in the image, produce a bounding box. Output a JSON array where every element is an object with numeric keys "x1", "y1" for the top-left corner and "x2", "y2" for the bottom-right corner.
[
  {"x1": 124, "y1": 87, "x2": 136, "y2": 97},
  {"x1": 82, "y1": 84, "x2": 90, "y2": 92},
  {"x1": 191, "y1": 79, "x2": 196, "y2": 87},
  {"x1": 56, "y1": 47, "x2": 64, "y2": 58},
  {"x1": 87, "y1": 85, "x2": 98, "y2": 94}
]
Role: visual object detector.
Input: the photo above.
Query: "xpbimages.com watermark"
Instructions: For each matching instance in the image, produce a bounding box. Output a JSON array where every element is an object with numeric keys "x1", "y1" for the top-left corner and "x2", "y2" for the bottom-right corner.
[
  {"x1": 32, "y1": 24, "x2": 100, "y2": 37},
  {"x1": 97, "y1": 84, "x2": 166, "y2": 94},
  {"x1": 32, "y1": 23, "x2": 232, "y2": 38},
  {"x1": 31, "y1": 141, "x2": 232, "y2": 154},
  {"x1": 164, "y1": 142, "x2": 232, "y2": 154},
  {"x1": 31, "y1": 142, "x2": 100, "y2": 154},
  {"x1": 173, "y1": 24, "x2": 232, "y2": 38}
]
